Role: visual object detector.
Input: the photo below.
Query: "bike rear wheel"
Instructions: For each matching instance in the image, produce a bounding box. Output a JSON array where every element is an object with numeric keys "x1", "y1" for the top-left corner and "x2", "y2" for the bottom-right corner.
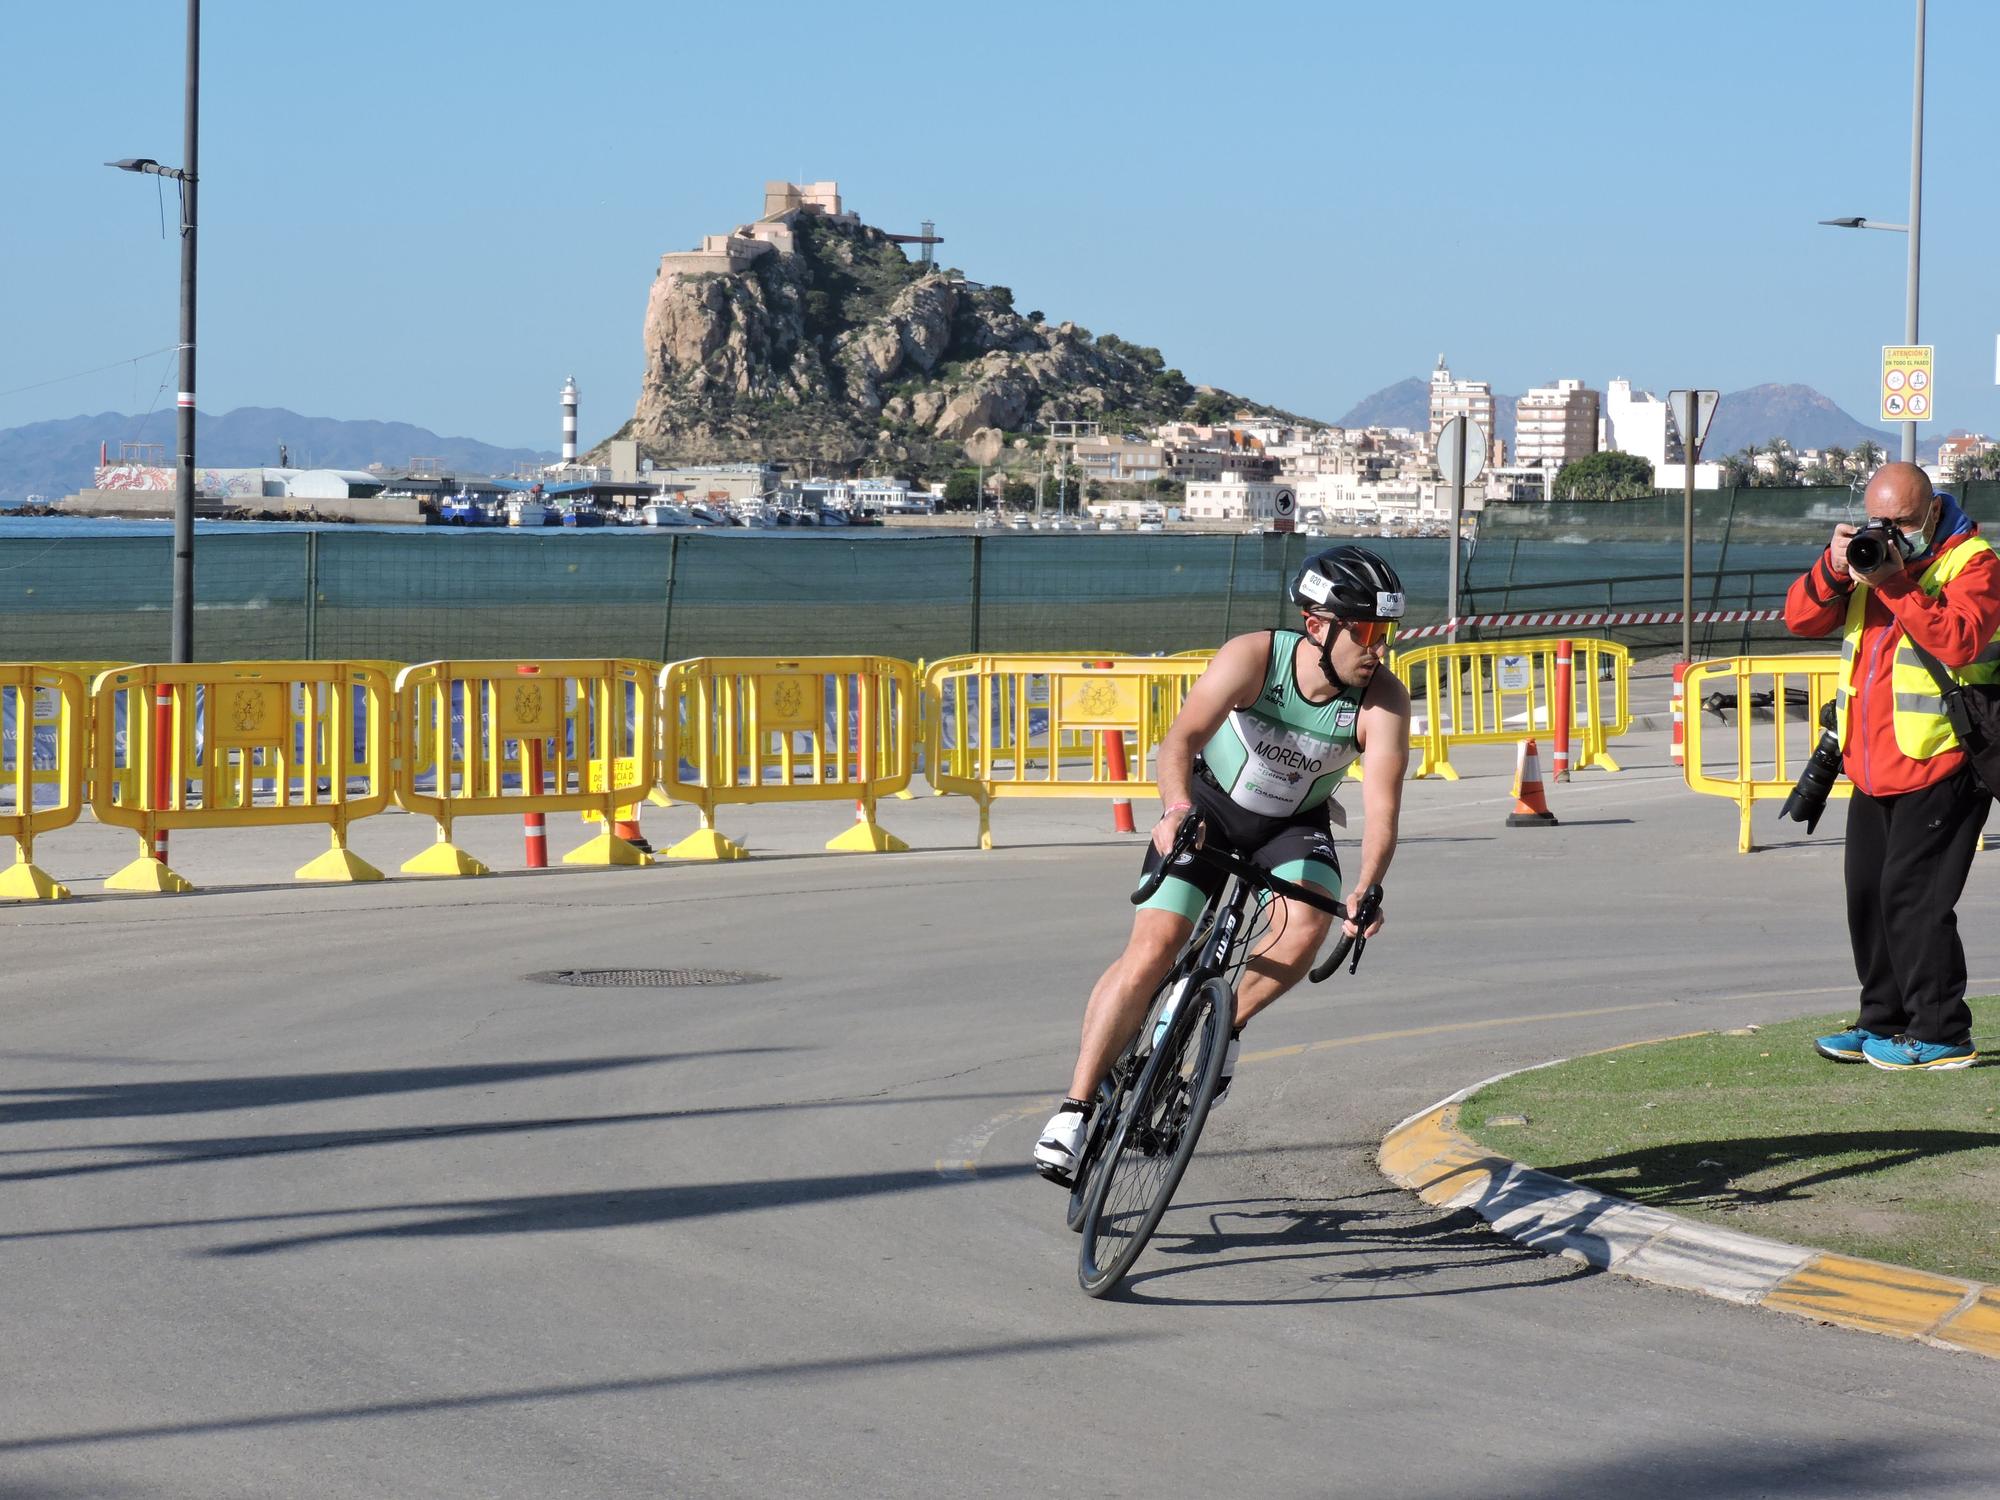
[{"x1": 1076, "y1": 976, "x2": 1232, "y2": 1296}]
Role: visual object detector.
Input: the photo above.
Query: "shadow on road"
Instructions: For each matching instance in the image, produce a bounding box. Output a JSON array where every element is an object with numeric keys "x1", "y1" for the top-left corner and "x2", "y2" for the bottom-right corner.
[
  {"x1": 0, "y1": 1088, "x2": 1037, "y2": 1185},
  {"x1": 1393, "y1": 1441, "x2": 1993, "y2": 1500},
  {"x1": 0, "y1": 1162, "x2": 1043, "y2": 1253},
  {"x1": 0, "y1": 1331, "x2": 1158, "y2": 1457},
  {"x1": 0, "y1": 1053, "x2": 779, "y2": 1126},
  {"x1": 1109, "y1": 1184, "x2": 1593, "y2": 1306}
]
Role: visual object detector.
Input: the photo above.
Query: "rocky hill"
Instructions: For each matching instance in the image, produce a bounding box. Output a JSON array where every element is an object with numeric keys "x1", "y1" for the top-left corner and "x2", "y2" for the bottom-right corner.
[{"x1": 613, "y1": 212, "x2": 1299, "y2": 472}]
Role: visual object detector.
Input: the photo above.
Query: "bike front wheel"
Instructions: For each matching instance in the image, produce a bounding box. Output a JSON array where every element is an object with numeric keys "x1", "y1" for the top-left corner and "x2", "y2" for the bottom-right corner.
[{"x1": 1076, "y1": 976, "x2": 1232, "y2": 1296}]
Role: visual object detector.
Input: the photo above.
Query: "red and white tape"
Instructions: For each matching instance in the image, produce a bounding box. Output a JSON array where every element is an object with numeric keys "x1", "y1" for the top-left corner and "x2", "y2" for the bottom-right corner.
[{"x1": 1397, "y1": 608, "x2": 1782, "y2": 642}]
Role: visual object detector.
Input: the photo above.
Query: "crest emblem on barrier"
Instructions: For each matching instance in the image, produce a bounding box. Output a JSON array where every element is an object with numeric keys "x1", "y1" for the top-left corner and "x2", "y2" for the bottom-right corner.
[
  {"x1": 758, "y1": 673, "x2": 820, "y2": 732},
  {"x1": 215, "y1": 683, "x2": 284, "y2": 746},
  {"x1": 1058, "y1": 674, "x2": 1140, "y2": 730},
  {"x1": 498, "y1": 679, "x2": 561, "y2": 736}
]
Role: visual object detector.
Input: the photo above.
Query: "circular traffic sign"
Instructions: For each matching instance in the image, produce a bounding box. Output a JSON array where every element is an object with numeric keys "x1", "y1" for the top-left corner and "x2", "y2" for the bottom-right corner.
[
  {"x1": 1886, "y1": 394, "x2": 1907, "y2": 416},
  {"x1": 1886, "y1": 369, "x2": 1908, "y2": 392},
  {"x1": 1911, "y1": 369, "x2": 1929, "y2": 391},
  {"x1": 1909, "y1": 393, "x2": 1930, "y2": 417},
  {"x1": 1273, "y1": 488, "x2": 1297, "y2": 518}
]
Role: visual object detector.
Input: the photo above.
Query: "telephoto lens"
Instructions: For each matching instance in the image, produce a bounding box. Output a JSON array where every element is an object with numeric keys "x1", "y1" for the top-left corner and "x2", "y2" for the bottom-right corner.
[
  {"x1": 1781, "y1": 703, "x2": 1845, "y2": 834},
  {"x1": 1847, "y1": 522, "x2": 1893, "y2": 573}
]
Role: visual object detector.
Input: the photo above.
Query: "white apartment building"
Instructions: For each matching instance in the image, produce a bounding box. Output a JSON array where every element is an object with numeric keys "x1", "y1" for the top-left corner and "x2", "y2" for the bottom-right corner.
[
  {"x1": 1515, "y1": 379, "x2": 1599, "y2": 470},
  {"x1": 1183, "y1": 472, "x2": 1287, "y2": 522},
  {"x1": 1428, "y1": 353, "x2": 1499, "y2": 460},
  {"x1": 1601, "y1": 379, "x2": 1721, "y2": 488}
]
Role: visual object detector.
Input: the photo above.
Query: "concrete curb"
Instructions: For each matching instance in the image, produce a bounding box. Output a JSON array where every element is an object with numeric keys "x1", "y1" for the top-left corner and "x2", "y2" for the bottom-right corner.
[{"x1": 1379, "y1": 1064, "x2": 2000, "y2": 1360}]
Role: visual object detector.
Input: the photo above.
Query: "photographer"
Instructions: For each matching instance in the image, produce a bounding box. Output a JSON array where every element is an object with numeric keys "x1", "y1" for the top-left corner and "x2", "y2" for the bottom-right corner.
[{"x1": 1785, "y1": 462, "x2": 2000, "y2": 1070}]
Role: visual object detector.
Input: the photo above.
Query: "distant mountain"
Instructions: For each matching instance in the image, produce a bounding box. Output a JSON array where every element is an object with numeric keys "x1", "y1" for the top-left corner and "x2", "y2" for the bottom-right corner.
[
  {"x1": 1336, "y1": 378, "x2": 1518, "y2": 448},
  {"x1": 1702, "y1": 384, "x2": 1893, "y2": 458},
  {"x1": 0, "y1": 407, "x2": 555, "y2": 506}
]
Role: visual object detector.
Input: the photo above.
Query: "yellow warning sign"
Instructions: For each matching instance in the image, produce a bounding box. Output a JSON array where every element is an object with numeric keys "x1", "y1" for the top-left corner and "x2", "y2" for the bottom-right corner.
[{"x1": 1881, "y1": 345, "x2": 1934, "y2": 422}]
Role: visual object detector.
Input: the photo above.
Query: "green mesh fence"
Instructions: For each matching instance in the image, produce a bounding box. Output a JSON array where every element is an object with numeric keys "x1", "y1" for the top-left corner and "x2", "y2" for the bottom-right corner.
[{"x1": 7, "y1": 485, "x2": 1999, "y2": 665}]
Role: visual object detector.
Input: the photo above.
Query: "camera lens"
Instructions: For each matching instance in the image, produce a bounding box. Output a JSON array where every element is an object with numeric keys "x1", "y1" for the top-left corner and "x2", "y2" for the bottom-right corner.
[{"x1": 1848, "y1": 530, "x2": 1886, "y2": 572}]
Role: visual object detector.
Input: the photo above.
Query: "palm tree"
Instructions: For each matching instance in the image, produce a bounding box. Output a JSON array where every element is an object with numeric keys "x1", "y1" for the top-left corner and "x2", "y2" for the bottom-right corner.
[
  {"x1": 1853, "y1": 439, "x2": 1885, "y2": 476},
  {"x1": 1765, "y1": 437, "x2": 1800, "y2": 486},
  {"x1": 1824, "y1": 445, "x2": 1849, "y2": 478}
]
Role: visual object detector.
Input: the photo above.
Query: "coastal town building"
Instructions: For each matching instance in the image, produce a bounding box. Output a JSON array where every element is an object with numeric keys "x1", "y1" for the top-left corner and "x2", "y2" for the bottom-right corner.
[
  {"x1": 1602, "y1": 379, "x2": 1721, "y2": 489},
  {"x1": 1072, "y1": 435, "x2": 1168, "y2": 485},
  {"x1": 1514, "y1": 379, "x2": 1599, "y2": 470},
  {"x1": 1427, "y1": 354, "x2": 1503, "y2": 465},
  {"x1": 1183, "y1": 472, "x2": 1287, "y2": 522}
]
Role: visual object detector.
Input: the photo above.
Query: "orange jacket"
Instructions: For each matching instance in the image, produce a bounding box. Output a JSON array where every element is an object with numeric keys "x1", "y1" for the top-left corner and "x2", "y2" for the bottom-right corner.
[{"x1": 1784, "y1": 529, "x2": 2000, "y2": 796}]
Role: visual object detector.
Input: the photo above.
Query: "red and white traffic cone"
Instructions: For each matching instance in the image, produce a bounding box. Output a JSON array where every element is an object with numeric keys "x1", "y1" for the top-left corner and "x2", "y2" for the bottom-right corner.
[{"x1": 1506, "y1": 738, "x2": 1559, "y2": 827}]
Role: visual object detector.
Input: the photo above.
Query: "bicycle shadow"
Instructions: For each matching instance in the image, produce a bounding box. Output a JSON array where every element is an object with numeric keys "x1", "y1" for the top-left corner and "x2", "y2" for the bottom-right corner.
[{"x1": 1105, "y1": 1183, "x2": 1594, "y2": 1307}]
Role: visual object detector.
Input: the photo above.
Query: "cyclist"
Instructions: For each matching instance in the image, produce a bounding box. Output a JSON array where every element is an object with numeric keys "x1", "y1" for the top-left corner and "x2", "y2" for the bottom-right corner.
[{"x1": 1034, "y1": 545, "x2": 1413, "y2": 1184}]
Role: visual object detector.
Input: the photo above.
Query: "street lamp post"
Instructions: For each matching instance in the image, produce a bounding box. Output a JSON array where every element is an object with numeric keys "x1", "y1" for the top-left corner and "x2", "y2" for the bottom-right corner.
[
  {"x1": 107, "y1": 0, "x2": 199, "y2": 663},
  {"x1": 1818, "y1": 0, "x2": 1925, "y2": 466}
]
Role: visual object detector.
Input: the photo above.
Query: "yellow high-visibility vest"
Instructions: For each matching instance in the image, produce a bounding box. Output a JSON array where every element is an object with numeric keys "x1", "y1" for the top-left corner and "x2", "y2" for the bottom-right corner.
[{"x1": 1837, "y1": 536, "x2": 2000, "y2": 760}]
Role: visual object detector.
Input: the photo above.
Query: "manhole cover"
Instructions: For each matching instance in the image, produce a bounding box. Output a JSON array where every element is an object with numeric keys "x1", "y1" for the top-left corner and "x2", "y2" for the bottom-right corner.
[{"x1": 526, "y1": 968, "x2": 770, "y2": 989}]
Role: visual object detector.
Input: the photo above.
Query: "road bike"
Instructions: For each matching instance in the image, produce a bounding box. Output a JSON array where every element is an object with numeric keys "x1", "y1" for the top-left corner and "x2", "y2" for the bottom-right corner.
[{"x1": 1068, "y1": 814, "x2": 1381, "y2": 1297}]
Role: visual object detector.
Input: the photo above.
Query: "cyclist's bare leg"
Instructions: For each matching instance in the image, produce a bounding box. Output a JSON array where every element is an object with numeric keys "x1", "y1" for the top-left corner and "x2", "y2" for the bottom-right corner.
[
  {"x1": 1231, "y1": 890, "x2": 1336, "y2": 1028},
  {"x1": 1067, "y1": 907, "x2": 1193, "y2": 1101}
]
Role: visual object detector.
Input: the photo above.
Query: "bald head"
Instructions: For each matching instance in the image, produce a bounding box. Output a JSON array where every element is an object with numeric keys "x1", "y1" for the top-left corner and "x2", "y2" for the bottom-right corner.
[{"x1": 1864, "y1": 462, "x2": 1935, "y2": 528}]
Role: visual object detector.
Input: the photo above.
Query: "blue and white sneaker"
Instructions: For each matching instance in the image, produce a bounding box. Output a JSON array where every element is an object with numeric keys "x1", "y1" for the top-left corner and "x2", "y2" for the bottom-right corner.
[
  {"x1": 1861, "y1": 1034, "x2": 1977, "y2": 1071},
  {"x1": 1813, "y1": 1025, "x2": 1886, "y2": 1063}
]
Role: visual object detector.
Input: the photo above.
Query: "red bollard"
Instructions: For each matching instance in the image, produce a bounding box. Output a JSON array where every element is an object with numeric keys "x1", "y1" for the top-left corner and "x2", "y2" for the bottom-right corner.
[
  {"x1": 1551, "y1": 639, "x2": 1573, "y2": 782},
  {"x1": 519, "y1": 665, "x2": 547, "y2": 868},
  {"x1": 151, "y1": 683, "x2": 173, "y2": 864},
  {"x1": 1671, "y1": 661, "x2": 1688, "y2": 767}
]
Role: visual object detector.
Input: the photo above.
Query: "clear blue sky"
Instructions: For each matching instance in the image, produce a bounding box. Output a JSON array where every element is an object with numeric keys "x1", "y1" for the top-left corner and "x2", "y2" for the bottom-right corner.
[{"x1": 7, "y1": 0, "x2": 1997, "y2": 452}]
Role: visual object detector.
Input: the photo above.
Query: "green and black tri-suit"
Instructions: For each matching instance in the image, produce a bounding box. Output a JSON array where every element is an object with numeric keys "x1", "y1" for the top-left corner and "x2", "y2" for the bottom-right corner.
[{"x1": 1136, "y1": 629, "x2": 1366, "y2": 920}]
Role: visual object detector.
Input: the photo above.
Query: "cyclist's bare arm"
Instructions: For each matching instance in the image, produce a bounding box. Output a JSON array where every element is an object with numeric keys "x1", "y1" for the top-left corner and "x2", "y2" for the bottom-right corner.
[
  {"x1": 1349, "y1": 670, "x2": 1411, "y2": 937},
  {"x1": 1151, "y1": 633, "x2": 1271, "y2": 854}
]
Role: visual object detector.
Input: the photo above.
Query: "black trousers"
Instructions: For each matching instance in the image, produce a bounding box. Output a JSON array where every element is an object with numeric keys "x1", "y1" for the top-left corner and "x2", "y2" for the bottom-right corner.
[{"x1": 1845, "y1": 764, "x2": 1991, "y2": 1045}]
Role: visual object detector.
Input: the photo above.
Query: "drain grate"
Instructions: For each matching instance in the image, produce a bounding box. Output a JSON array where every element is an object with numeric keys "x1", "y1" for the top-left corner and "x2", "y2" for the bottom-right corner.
[{"x1": 527, "y1": 968, "x2": 771, "y2": 989}]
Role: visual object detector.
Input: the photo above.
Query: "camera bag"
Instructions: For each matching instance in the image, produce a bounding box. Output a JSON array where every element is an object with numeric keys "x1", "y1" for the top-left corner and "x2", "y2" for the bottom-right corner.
[{"x1": 1906, "y1": 638, "x2": 2000, "y2": 800}]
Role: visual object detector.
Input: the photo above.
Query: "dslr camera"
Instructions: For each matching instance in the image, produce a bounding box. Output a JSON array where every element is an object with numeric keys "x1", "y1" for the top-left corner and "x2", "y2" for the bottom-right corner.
[
  {"x1": 1845, "y1": 519, "x2": 1915, "y2": 574},
  {"x1": 1780, "y1": 700, "x2": 1845, "y2": 834}
]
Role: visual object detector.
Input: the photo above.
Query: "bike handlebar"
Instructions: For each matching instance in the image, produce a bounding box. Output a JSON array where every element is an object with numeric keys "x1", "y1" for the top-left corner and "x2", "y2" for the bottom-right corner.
[{"x1": 1309, "y1": 882, "x2": 1383, "y2": 983}]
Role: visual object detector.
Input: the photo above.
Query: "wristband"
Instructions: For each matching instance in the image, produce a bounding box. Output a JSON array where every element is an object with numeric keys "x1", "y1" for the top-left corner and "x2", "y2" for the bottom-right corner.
[{"x1": 1160, "y1": 801, "x2": 1193, "y2": 820}]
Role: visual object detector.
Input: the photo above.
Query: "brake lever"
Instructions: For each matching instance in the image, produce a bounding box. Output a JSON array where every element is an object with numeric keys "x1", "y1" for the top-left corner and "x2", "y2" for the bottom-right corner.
[{"x1": 1309, "y1": 883, "x2": 1383, "y2": 983}]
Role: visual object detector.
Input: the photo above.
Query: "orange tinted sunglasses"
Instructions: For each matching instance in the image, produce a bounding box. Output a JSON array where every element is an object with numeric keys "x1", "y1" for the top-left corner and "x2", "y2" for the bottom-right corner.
[{"x1": 1340, "y1": 619, "x2": 1396, "y2": 648}]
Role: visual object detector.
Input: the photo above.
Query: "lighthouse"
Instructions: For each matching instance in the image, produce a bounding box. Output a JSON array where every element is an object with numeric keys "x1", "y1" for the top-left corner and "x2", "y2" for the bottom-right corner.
[{"x1": 561, "y1": 376, "x2": 579, "y2": 464}]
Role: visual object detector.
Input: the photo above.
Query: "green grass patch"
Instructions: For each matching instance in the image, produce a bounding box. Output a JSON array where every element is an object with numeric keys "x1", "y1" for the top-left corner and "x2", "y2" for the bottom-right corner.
[{"x1": 1460, "y1": 1000, "x2": 2000, "y2": 1281}]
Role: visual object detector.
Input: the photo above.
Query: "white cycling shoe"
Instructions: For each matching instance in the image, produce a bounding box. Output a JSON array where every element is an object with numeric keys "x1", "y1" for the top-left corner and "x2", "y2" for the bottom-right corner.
[{"x1": 1033, "y1": 1108, "x2": 1087, "y2": 1184}]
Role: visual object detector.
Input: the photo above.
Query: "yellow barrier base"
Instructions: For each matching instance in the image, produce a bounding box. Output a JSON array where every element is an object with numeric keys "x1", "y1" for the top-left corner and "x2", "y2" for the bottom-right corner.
[
  {"x1": 401, "y1": 842, "x2": 492, "y2": 878},
  {"x1": 665, "y1": 826, "x2": 748, "y2": 861},
  {"x1": 647, "y1": 788, "x2": 674, "y2": 809},
  {"x1": 0, "y1": 861, "x2": 70, "y2": 902},
  {"x1": 296, "y1": 846, "x2": 386, "y2": 883},
  {"x1": 825, "y1": 818, "x2": 909, "y2": 854},
  {"x1": 105, "y1": 856, "x2": 194, "y2": 894},
  {"x1": 562, "y1": 831, "x2": 653, "y2": 867}
]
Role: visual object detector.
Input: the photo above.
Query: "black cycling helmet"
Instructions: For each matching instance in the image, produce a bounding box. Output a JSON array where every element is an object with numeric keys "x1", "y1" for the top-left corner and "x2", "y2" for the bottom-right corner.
[{"x1": 1290, "y1": 545, "x2": 1406, "y2": 620}]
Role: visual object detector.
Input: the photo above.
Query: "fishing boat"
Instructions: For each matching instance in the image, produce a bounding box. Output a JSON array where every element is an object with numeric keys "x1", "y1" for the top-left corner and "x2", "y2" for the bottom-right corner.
[
  {"x1": 641, "y1": 501, "x2": 691, "y2": 527},
  {"x1": 559, "y1": 503, "x2": 606, "y2": 528},
  {"x1": 507, "y1": 496, "x2": 554, "y2": 528}
]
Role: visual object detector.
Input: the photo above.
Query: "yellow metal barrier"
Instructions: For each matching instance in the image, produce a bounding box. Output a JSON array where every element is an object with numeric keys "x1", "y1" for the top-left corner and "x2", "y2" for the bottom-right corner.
[
  {"x1": 1683, "y1": 655, "x2": 1846, "y2": 853},
  {"x1": 393, "y1": 659, "x2": 657, "y2": 875},
  {"x1": 924, "y1": 655, "x2": 1208, "y2": 849},
  {"x1": 1392, "y1": 637, "x2": 1630, "y2": 780},
  {"x1": 1, "y1": 665, "x2": 87, "y2": 901},
  {"x1": 657, "y1": 656, "x2": 916, "y2": 859},
  {"x1": 89, "y1": 662, "x2": 393, "y2": 892}
]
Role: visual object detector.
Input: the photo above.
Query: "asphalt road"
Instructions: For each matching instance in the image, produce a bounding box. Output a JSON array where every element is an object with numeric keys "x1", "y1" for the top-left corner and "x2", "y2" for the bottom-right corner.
[{"x1": 6, "y1": 707, "x2": 2000, "y2": 1498}]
